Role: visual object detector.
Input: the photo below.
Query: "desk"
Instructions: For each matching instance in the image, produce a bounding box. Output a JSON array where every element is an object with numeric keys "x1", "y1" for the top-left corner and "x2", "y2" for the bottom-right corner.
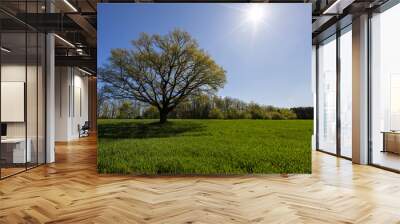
[
  {"x1": 1, "y1": 138, "x2": 31, "y2": 164},
  {"x1": 382, "y1": 131, "x2": 400, "y2": 154}
]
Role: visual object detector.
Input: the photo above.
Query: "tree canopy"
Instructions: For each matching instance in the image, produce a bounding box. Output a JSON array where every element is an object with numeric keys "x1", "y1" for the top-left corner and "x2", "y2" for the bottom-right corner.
[{"x1": 99, "y1": 29, "x2": 226, "y2": 123}]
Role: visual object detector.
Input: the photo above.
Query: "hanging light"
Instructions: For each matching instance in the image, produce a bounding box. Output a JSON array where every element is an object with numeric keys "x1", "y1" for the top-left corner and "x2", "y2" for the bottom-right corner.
[
  {"x1": 78, "y1": 67, "x2": 92, "y2": 76},
  {"x1": 54, "y1": 34, "x2": 75, "y2": 48},
  {"x1": 1, "y1": 47, "x2": 11, "y2": 53},
  {"x1": 63, "y1": 0, "x2": 78, "y2": 12}
]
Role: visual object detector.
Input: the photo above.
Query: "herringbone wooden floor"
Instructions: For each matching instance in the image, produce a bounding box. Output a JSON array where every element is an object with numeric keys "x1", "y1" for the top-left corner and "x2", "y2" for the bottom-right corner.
[{"x1": 1, "y1": 136, "x2": 400, "y2": 224}]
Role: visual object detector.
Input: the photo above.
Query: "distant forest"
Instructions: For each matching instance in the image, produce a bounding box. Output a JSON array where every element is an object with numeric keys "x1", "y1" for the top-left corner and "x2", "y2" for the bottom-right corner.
[{"x1": 98, "y1": 91, "x2": 313, "y2": 120}]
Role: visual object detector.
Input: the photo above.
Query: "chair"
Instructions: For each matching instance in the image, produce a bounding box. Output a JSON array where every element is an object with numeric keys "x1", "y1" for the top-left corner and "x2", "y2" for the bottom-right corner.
[{"x1": 78, "y1": 121, "x2": 90, "y2": 138}]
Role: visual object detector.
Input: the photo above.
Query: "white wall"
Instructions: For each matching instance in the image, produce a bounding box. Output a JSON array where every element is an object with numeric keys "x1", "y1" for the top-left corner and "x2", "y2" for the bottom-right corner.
[
  {"x1": 55, "y1": 67, "x2": 89, "y2": 141},
  {"x1": 55, "y1": 66, "x2": 70, "y2": 141},
  {"x1": 71, "y1": 73, "x2": 89, "y2": 138}
]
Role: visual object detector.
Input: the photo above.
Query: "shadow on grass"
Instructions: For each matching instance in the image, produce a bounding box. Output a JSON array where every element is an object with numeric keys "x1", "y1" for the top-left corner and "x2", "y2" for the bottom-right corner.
[{"x1": 98, "y1": 121, "x2": 206, "y2": 139}]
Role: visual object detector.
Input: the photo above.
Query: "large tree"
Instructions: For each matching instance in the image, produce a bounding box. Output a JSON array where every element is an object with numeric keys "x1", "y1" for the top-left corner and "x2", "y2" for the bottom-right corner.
[{"x1": 99, "y1": 29, "x2": 226, "y2": 123}]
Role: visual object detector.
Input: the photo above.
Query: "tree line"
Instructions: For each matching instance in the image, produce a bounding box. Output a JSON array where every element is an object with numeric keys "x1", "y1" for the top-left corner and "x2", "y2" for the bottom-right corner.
[{"x1": 98, "y1": 92, "x2": 313, "y2": 120}]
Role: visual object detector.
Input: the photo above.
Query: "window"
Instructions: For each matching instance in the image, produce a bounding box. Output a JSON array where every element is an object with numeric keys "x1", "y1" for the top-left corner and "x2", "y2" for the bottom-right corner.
[
  {"x1": 317, "y1": 35, "x2": 337, "y2": 154},
  {"x1": 339, "y1": 27, "x2": 352, "y2": 158},
  {"x1": 370, "y1": 3, "x2": 400, "y2": 171}
]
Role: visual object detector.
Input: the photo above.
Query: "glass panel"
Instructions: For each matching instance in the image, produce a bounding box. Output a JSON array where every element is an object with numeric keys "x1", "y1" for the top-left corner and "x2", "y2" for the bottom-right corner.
[
  {"x1": 318, "y1": 36, "x2": 337, "y2": 154},
  {"x1": 371, "y1": 4, "x2": 400, "y2": 171},
  {"x1": 38, "y1": 32, "x2": 45, "y2": 165},
  {"x1": 0, "y1": 1, "x2": 46, "y2": 178},
  {"x1": 1, "y1": 31, "x2": 27, "y2": 177},
  {"x1": 340, "y1": 28, "x2": 352, "y2": 158},
  {"x1": 27, "y1": 31, "x2": 38, "y2": 169},
  {"x1": 26, "y1": 0, "x2": 39, "y2": 169}
]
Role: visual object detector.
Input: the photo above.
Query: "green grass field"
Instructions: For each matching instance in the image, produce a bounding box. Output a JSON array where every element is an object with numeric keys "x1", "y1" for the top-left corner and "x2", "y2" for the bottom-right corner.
[{"x1": 97, "y1": 119, "x2": 312, "y2": 175}]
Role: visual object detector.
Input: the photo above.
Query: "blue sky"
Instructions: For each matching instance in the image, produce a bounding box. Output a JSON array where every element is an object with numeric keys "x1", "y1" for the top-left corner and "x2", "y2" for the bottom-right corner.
[{"x1": 98, "y1": 3, "x2": 312, "y2": 107}]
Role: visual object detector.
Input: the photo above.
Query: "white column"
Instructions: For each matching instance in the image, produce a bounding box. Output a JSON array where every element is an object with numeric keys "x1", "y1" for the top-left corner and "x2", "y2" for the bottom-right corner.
[
  {"x1": 46, "y1": 32, "x2": 55, "y2": 163},
  {"x1": 352, "y1": 14, "x2": 369, "y2": 164},
  {"x1": 312, "y1": 45, "x2": 317, "y2": 150}
]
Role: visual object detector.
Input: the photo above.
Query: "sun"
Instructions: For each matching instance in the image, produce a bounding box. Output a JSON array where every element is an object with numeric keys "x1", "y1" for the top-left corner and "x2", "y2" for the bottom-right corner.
[{"x1": 245, "y1": 5, "x2": 265, "y2": 25}]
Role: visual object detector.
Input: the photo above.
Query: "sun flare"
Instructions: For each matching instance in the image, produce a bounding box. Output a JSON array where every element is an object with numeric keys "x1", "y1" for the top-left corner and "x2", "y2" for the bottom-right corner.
[{"x1": 245, "y1": 5, "x2": 265, "y2": 25}]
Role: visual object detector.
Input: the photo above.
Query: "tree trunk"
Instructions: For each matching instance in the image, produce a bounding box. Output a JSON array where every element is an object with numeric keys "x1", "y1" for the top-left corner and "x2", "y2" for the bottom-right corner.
[{"x1": 159, "y1": 110, "x2": 168, "y2": 124}]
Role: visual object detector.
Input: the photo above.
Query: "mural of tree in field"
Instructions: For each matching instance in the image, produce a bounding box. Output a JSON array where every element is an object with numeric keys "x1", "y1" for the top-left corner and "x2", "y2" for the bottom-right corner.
[{"x1": 97, "y1": 4, "x2": 312, "y2": 175}]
